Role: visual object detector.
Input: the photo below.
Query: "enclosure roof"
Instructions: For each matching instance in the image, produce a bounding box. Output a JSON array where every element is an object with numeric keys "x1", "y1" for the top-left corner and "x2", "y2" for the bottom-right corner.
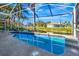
[{"x1": 0, "y1": 3, "x2": 77, "y2": 24}]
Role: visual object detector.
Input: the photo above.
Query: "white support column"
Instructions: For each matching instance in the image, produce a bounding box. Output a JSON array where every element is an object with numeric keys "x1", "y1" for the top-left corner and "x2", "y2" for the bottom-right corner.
[{"x1": 73, "y1": 7, "x2": 76, "y2": 38}]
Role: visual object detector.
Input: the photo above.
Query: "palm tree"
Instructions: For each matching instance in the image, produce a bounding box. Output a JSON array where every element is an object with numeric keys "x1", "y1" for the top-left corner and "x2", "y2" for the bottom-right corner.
[
  {"x1": 29, "y1": 3, "x2": 36, "y2": 31},
  {"x1": 12, "y1": 3, "x2": 23, "y2": 31},
  {"x1": 21, "y1": 15, "x2": 29, "y2": 30},
  {"x1": 36, "y1": 20, "x2": 46, "y2": 27},
  {"x1": 12, "y1": 3, "x2": 40, "y2": 31},
  {"x1": 29, "y1": 3, "x2": 40, "y2": 31},
  {"x1": 13, "y1": 3, "x2": 30, "y2": 31}
]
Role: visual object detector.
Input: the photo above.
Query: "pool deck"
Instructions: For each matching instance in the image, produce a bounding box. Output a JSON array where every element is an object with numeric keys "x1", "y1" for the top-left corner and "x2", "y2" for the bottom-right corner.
[{"x1": 0, "y1": 31, "x2": 79, "y2": 56}]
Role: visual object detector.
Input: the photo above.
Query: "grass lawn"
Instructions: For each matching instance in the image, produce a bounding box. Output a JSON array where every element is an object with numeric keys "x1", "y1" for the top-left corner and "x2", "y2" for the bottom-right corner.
[
  {"x1": 26, "y1": 26, "x2": 72, "y2": 35},
  {"x1": 0, "y1": 23, "x2": 72, "y2": 35}
]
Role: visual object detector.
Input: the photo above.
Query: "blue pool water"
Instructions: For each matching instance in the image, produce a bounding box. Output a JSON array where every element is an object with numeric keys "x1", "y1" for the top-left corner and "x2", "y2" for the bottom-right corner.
[{"x1": 13, "y1": 32, "x2": 65, "y2": 55}]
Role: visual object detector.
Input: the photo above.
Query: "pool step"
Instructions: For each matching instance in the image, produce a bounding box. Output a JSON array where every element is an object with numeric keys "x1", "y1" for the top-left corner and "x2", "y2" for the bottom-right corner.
[{"x1": 65, "y1": 39, "x2": 79, "y2": 49}]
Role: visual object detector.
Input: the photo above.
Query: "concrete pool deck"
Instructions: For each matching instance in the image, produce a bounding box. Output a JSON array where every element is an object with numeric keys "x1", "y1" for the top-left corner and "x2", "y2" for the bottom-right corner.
[{"x1": 0, "y1": 31, "x2": 79, "y2": 56}]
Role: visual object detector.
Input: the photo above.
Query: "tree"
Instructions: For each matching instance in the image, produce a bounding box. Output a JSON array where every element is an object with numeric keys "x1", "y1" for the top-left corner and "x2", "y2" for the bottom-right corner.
[
  {"x1": 1, "y1": 4, "x2": 13, "y2": 30},
  {"x1": 36, "y1": 20, "x2": 47, "y2": 27},
  {"x1": 13, "y1": 3, "x2": 30, "y2": 31}
]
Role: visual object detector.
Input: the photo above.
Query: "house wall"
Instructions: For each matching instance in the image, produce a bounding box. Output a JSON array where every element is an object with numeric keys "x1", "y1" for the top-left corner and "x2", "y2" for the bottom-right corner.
[
  {"x1": 76, "y1": 31, "x2": 79, "y2": 38},
  {"x1": 47, "y1": 24, "x2": 54, "y2": 28},
  {"x1": 47, "y1": 24, "x2": 64, "y2": 28},
  {"x1": 76, "y1": 3, "x2": 79, "y2": 38}
]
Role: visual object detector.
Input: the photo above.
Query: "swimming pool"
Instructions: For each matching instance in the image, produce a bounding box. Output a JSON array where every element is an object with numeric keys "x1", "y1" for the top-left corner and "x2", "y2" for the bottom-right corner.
[{"x1": 12, "y1": 32, "x2": 65, "y2": 55}]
